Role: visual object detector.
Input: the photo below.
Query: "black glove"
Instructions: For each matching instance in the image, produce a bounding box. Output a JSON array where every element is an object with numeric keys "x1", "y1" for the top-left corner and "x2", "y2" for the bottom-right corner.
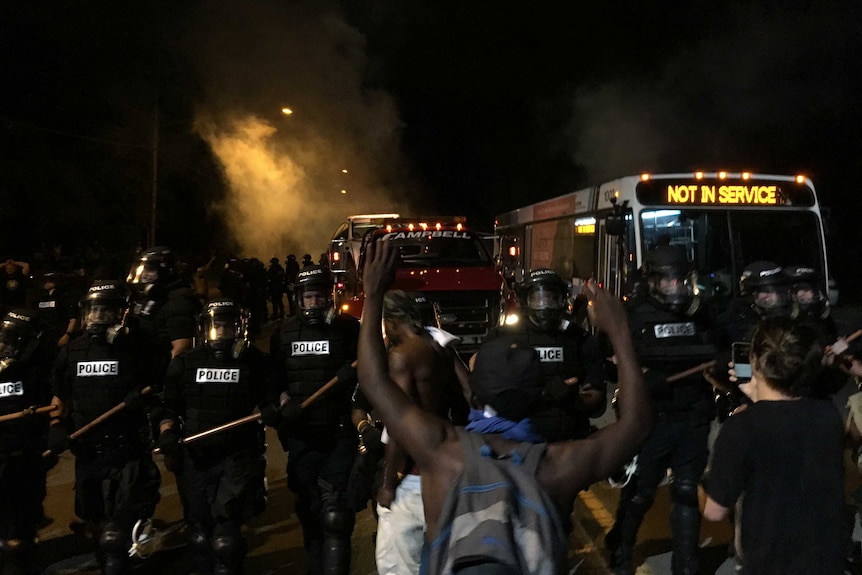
[
  {"x1": 545, "y1": 376, "x2": 577, "y2": 401},
  {"x1": 357, "y1": 421, "x2": 383, "y2": 458},
  {"x1": 48, "y1": 424, "x2": 70, "y2": 455},
  {"x1": 258, "y1": 403, "x2": 282, "y2": 428},
  {"x1": 123, "y1": 388, "x2": 147, "y2": 411},
  {"x1": 279, "y1": 399, "x2": 303, "y2": 426},
  {"x1": 336, "y1": 363, "x2": 357, "y2": 385},
  {"x1": 156, "y1": 428, "x2": 183, "y2": 458}
]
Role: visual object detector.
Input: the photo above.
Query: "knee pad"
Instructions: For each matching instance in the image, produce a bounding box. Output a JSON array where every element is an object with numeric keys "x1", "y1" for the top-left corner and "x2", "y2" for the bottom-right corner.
[
  {"x1": 212, "y1": 523, "x2": 245, "y2": 566},
  {"x1": 190, "y1": 529, "x2": 210, "y2": 554},
  {"x1": 321, "y1": 508, "x2": 355, "y2": 538},
  {"x1": 99, "y1": 522, "x2": 129, "y2": 555},
  {"x1": 670, "y1": 477, "x2": 700, "y2": 509}
]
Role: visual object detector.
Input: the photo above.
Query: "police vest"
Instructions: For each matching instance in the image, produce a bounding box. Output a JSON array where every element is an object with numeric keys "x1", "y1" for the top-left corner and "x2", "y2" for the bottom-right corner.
[
  {"x1": 171, "y1": 346, "x2": 264, "y2": 457},
  {"x1": 489, "y1": 324, "x2": 588, "y2": 442},
  {"x1": 0, "y1": 361, "x2": 51, "y2": 454},
  {"x1": 63, "y1": 337, "x2": 147, "y2": 447},
  {"x1": 626, "y1": 296, "x2": 716, "y2": 416},
  {"x1": 276, "y1": 315, "x2": 358, "y2": 429}
]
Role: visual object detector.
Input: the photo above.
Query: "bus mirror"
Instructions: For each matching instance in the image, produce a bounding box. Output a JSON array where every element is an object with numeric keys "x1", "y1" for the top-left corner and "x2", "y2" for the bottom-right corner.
[{"x1": 605, "y1": 214, "x2": 626, "y2": 236}]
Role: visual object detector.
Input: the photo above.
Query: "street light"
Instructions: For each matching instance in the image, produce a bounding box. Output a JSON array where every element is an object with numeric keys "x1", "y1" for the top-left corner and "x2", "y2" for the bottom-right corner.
[{"x1": 281, "y1": 107, "x2": 293, "y2": 116}]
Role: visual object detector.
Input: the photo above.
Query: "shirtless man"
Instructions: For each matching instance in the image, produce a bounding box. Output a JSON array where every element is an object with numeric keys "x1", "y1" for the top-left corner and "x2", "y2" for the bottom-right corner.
[
  {"x1": 375, "y1": 289, "x2": 464, "y2": 575},
  {"x1": 357, "y1": 236, "x2": 652, "y2": 574}
]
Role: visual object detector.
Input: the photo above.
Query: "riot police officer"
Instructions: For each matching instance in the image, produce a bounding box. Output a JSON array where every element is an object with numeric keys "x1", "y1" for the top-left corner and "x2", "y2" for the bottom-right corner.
[
  {"x1": 126, "y1": 246, "x2": 201, "y2": 367},
  {"x1": 0, "y1": 308, "x2": 53, "y2": 575},
  {"x1": 484, "y1": 268, "x2": 606, "y2": 442},
  {"x1": 266, "y1": 265, "x2": 360, "y2": 575},
  {"x1": 48, "y1": 280, "x2": 161, "y2": 575},
  {"x1": 606, "y1": 245, "x2": 716, "y2": 575},
  {"x1": 33, "y1": 272, "x2": 80, "y2": 354},
  {"x1": 267, "y1": 257, "x2": 286, "y2": 320},
  {"x1": 156, "y1": 298, "x2": 270, "y2": 575}
]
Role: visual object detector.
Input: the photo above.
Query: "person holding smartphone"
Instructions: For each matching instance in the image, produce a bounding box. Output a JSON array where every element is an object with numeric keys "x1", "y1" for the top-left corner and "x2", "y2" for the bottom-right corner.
[{"x1": 704, "y1": 316, "x2": 844, "y2": 574}]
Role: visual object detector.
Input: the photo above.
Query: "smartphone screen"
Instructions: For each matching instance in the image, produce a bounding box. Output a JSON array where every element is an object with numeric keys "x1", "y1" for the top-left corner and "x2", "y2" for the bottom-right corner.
[{"x1": 732, "y1": 342, "x2": 752, "y2": 380}]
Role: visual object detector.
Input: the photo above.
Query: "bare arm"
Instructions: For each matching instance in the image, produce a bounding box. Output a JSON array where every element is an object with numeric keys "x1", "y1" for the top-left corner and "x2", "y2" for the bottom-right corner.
[
  {"x1": 703, "y1": 496, "x2": 730, "y2": 521},
  {"x1": 357, "y1": 238, "x2": 457, "y2": 473},
  {"x1": 542, "y1": 282, "x2": 651, "y2": 496}
]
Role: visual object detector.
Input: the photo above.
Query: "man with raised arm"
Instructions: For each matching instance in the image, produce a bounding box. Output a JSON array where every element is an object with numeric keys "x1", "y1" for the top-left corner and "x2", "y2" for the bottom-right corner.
[{"x1": 357, "y1": 237, "x2": 652, "y2": 575}]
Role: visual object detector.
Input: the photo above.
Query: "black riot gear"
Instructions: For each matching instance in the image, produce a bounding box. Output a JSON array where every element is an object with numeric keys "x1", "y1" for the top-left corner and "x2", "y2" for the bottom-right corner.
[
  {"x1": 80, "y1": 280, "x2": 126, "y2": 338},
  {"x1": 518, "y1": 269, "x2": 568, "y2": 332},
  {"x1": 642, "y1": 245, "x2": 694, "y2": 313},
  {"x1": 0, "y1": 308, "x2": 39, "y2": 361},
  {"x1": 786, "y1": 265, "x2": 830, "y2": 319},
  {"x1": 739, "y1": 260, "x2": 792, "y2": 317},
  {"x1": 199, "y1": 298, "x2": 247, "y2": 359},
  {"x1": 294, "y1": 265, "x2": 334, "y2": 326},
  {"x1": 126, "y1": 245, "x2": 176, "y2": 290}
]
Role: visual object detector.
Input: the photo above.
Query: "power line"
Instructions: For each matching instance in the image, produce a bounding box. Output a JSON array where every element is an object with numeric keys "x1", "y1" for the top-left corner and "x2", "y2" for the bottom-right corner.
[{"x1": 0, "y1": 117, "x2": 149, "y2": 149}]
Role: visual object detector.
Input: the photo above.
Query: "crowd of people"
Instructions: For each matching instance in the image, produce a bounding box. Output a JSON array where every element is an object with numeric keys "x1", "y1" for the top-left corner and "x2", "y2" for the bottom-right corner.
[{"x1": 0, "y1": 237, "x2": 860, "y2": 575}]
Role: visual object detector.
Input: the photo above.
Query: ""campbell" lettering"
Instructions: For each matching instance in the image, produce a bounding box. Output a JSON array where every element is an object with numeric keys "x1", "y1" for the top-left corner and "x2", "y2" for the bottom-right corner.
[
  {"x1": 195, "y1": 368, "x2": 240, "y2": 383},
  {"x1": 291, "y1": 341, "x2": 331, "y2": 356},
  {"x1": 77, "y1": 361, "x2": 119, "y2": 377}
]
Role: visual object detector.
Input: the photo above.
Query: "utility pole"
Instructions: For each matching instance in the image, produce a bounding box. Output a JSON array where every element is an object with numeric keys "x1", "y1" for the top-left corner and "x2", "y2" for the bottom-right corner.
[{"x1": 149, "y1": 96, "x2": 159, "y2": 247}]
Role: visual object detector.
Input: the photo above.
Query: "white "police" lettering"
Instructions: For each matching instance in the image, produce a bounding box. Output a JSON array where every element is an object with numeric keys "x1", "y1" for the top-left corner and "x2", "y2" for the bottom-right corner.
[
  {"x1": 291, "y1": 341, "x2": 330, "y2": 356},
  {"x1": 654, "y1": 322, "x2": 696, "y2": 338},
  {"x1": 534, "y1": 346, "x2": 564, "y2": 362},
  {"x1": 195, "y1": 368, "x2": 240, "y2": 383},
  {"x1": 76, "y1": 361, "x2": 119, "y2": 377},
  {"x1": 38, "y1": 300, "x2": 57, "y2": 309},
  {"x1": 0, "y1": 381, "x2": 24, "y2": 397}
]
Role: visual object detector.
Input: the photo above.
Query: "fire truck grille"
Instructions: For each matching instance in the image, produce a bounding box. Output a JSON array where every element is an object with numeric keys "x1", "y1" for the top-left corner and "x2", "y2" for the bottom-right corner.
[{"x1": 430, "y1": 291, "x2": 500, "y2": 351}]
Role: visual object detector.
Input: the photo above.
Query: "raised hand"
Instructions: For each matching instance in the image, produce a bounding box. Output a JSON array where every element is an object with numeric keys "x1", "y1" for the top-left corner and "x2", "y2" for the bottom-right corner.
[{"x1": 362, "y1": 236, "x2": 399, "y2": 299}]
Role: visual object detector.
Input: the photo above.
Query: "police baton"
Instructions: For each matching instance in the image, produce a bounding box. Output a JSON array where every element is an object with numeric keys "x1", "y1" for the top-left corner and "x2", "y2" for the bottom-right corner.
[
  {"x1": 153, "y1": 361, "x2": 358, "y2": 453},
  {"x1": 828, "y1": 329, "x2": 862, "y2": 356},
  {"x1": 0, "y1": 404, "x2": 58, "y2": 423},
  {"x1": 667, "y1": 360, "x2": 717, "y2": 383},
  {"x1": 68, "y1": 386, "x2": 153, "y2": 441}
]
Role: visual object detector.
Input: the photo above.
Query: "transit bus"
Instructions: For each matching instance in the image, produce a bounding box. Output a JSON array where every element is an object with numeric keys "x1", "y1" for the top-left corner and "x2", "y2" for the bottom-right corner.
[{"x1": 494, "y1": 172, "x2": 829, "y2": 313}]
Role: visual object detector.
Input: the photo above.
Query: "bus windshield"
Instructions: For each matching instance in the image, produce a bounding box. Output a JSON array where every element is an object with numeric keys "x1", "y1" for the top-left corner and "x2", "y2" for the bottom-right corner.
[{"x1": 640, "y1": 209, "x2": 824, "y2": 298}]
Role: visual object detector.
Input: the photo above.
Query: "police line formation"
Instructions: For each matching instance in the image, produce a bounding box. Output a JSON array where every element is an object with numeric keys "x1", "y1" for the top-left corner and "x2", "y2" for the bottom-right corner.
[{"x1": 0, "y1": 243, "x2": 860, "y2": 575}]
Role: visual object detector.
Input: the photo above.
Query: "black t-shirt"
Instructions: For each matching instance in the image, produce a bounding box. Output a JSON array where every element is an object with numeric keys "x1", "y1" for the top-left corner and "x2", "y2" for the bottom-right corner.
[{"x1": 706, "y1": 398, "x2": 844, "y2": 574}]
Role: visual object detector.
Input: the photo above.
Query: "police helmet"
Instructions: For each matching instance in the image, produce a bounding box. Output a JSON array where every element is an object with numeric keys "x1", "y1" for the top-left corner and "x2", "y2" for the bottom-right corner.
[
  {"x1": 80, "y1": 280, "x2": 127, "y2": 337},
  {"x1": 199, "y1": 298, "x2": 246, "y2": 354},
  {"x1": 270, "y1": 257, "x2": 279, "y2": 264},
  {"x1": 0, "y1": 308, "x2": 39, "y2": 360},
  {"x1": 739, "y1": 261, "x2": 791, "y2": 315},
  {"x1": 294, "y1": 265, "x2": 333, "y2": 326},
  {"x1": 126, "y1": 246, "x2": 175, "y2": 288},
  {"x1": 785, "y1": 265, "x2": 828, "y2": 318},
  {"x1": 518, "y1": 269, "x2": 568, "y2": 332},
  {"x1": 642, "y1": 245, "x2": 693, "y2": 312}
]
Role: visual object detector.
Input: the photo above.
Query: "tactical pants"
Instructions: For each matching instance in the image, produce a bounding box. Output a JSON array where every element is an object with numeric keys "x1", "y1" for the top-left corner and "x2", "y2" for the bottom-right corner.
[
  {"x1": 607, "y1": 417, "x2": 709, "y2": 575},
  {"x1": 285, "y1": 433, "x2": 358, "y2": 575}
]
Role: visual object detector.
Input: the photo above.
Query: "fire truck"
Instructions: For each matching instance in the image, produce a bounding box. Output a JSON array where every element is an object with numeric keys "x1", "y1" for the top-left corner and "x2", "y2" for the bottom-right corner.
[{"x1": 327, "y1": 214, "x2": 506, "y2": 352}]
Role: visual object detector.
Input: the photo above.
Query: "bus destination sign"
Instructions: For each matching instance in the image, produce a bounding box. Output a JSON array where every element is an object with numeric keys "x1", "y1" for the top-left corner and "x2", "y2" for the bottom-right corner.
[{"x1": 636, "y1": 179, "x2": 815, "y2": 207}]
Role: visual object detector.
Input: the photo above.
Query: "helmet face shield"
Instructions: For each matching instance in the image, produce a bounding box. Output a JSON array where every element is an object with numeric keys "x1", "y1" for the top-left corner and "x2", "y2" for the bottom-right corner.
[
  {"x1": 127, "y1": 261, "x2": 161, "y2": 285},
  {"x1": 526, "y1": 286, "x2": 564, "y2": 311},
  {"x1": 298, "y1": 286, "x2": 330, "y2": 325},
  {"x1": 200, "y1": 300, "x2": 245, "y2": 352},
  {"x1": 0, "y1": 325, "x2": 23, "y2": 359},
  {"x1": 83, "y1": 301, "x2": 123, "y2": 336},
  {"x1": 754, "y1": 285, "x2": 789, "y2": 311}
]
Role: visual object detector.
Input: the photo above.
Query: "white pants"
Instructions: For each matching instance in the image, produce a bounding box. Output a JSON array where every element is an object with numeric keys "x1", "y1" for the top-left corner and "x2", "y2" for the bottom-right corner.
[{"x1": 375, "y1": 474, "x2": 425, "y2": 575}]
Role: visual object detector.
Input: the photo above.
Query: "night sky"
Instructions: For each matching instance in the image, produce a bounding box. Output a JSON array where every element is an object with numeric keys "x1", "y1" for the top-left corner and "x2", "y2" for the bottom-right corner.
[{"x1": 2, "y1": 1, "x2": 861, "y2": 295}]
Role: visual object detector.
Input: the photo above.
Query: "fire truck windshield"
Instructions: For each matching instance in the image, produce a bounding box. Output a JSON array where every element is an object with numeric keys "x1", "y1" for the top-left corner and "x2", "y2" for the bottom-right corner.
[{"x1": 383, "y1": 232, "x2": 492, "y2": 268}]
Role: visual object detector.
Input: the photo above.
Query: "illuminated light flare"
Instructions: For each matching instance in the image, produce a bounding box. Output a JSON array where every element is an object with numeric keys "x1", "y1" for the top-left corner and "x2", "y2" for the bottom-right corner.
[
  {"x1": 796, "y1": 175, "x2": 805, "y2": 184},
  {"x1": 719, "y1": 171, "x2": 727, "y2": 179},
  {"x1": 742, "y1": 172, "x2": 751, "y2": 180},
  {"x1": 640, "y1": 173, "x2": 650, "y2": 181},
  {"x1": 695, "y1": 172, "x2": 704, "y2": 179}
]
